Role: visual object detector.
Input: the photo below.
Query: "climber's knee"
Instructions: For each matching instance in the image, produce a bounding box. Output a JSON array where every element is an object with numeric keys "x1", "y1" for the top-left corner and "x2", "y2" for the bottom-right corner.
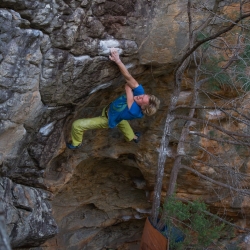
[{"x1": 72, "y1": 119, "x2": 82, "y2": 131}]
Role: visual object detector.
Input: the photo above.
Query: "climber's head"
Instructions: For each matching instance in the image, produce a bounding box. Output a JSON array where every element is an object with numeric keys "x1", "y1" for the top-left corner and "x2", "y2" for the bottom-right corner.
[{"x1": 134, "y1": 94, "x2": 160, "y2": 116}]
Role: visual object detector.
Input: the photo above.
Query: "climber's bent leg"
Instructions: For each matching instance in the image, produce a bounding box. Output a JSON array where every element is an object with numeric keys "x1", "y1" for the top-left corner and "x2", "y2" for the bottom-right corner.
[
  {"x1": 117, "y1": 120, "x2": 135, "y2": 142},
  {"x1": 71, "y1": 116, "x2": 108, "y2": 146}
]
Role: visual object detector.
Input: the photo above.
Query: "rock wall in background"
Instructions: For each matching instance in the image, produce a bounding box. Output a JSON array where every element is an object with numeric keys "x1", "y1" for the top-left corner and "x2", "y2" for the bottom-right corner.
[{"x1": 0, "y1": 0, "x2": 249, "y2": 249}]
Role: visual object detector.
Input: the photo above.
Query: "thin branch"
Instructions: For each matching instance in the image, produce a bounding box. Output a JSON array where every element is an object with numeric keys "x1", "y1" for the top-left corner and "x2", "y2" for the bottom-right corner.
[
  {"x1": 175, "y1": 104, "x2": 250, "y2": 127},
  {"x1": 174, "y1": 12, "x2": 250, "y2": 79},
  {"x1": 188, "y1": 0, "x2": 193, "y2": 47},
  {"x1": 175, "y1": 105, "x2": 238, "y2": 110},
  {"x1": 187, "y1": 156, "x2": 250, "y2": 179},
  {"x1": 189, "y1": 131, "x2": 250, "y2": 146},
  {"x1": 218, "y1": 108, "x2": 250, "y2": 127},
  {"x1": 175, "y1": 115, "x2": 250, "y2": 138},
  {"x1": 196, "y1": 3, "x2": 250, "y2": 31},
  {"x1": 177, "y1": 197, "x2": 250, "y2": 232},
  {"x1": 175, "y1": 106, "x2": 250, "y2": 126},
  {"x1": 230, "y1": 107, "x2": 250, "y2": 121},
  {"x1": 192, "y1": 0, "x2": 221, "y2": 35},
  {"x1": 181, "y1": 164, "x2": 250, "y2": 196},
  {"x1": 169, "y1": 132, "x2": 250, "y2": 180}
]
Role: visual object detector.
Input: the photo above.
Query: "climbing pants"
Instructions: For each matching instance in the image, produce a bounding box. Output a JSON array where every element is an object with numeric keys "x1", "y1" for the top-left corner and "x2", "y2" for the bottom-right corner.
[{"x1": 71, "y1": 107, "x2": 135, "y2": 146}]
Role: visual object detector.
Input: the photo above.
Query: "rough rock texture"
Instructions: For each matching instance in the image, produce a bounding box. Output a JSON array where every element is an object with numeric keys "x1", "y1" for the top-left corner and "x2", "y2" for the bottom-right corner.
[
  {"x1": 0, "y1": 202, "x2": 11, "y2": 250},
  {"x1": 0, "y1": 177, "x2": 57, "y2": 248},
  {"x1": 0, "y1": 0, "x2": 250, "y2": 249}
]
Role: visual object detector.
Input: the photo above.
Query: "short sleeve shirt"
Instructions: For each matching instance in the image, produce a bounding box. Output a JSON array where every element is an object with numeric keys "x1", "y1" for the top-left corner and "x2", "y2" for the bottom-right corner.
[{"x1": 108, "y1": 85, "x2": 144, "y2": 128}]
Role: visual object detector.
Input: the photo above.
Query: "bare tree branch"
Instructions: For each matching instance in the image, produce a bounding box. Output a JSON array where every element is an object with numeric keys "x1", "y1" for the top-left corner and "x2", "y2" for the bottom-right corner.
[
  {"x1": 189, "y1": 131, "x2": 250, "y2": 146},
  {"x1": 174, "y1": 13, "x2": 250, "y2": 79},
  {"x1": 187, "y1": 157, "x2": 250, "y2": 179},
  {"x1": 175, "y1": 105, "x2": 235, "y2": 110},
  {"x1": 177, "y1": 197, "x2": 250, "y2": 232},
  {"x1": 188, "y1": 0, "x2": 193, "y2": 46},
  {"x1": 156, "y1": 68, "x2": 201, "y2": 230},
  {"x1": 181, "y1": 164, "x2": 250, "y2": 196},
  {"x1": 192, "y1": 0, "x2": 221, "y2": 35},
  {"x1": 175, "y1": 115, "x2": 250, "y2": 138},
  {"x1": 176, "y1": 105, "x2": 250, "y2": 127}
]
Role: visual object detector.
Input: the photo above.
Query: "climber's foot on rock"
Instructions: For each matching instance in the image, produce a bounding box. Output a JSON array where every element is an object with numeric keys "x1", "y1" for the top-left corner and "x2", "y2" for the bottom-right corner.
[{"x1": 66, "y1": 142, "x2": 82, "y2": 149}]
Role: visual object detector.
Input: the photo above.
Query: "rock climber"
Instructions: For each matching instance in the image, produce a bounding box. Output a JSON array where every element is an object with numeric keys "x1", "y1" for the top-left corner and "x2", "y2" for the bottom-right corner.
[{"x1": 66, "y1": 48, "x2": 160, "y2": 149}]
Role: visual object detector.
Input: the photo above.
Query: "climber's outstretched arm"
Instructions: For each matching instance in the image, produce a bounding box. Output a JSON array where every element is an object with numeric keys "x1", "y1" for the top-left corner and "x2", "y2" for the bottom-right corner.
[{"x1": 109, "y1": 48, "x2": 139, "y2": 89}]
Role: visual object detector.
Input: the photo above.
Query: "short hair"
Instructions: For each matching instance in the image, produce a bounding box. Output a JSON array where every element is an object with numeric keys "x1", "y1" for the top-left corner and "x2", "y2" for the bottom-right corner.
[{"x1": 142, "y1": 95, "x2": 160, "y2": 116}]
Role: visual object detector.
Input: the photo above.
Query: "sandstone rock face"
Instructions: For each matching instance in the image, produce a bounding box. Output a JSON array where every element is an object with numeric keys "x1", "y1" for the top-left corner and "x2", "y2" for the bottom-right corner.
[{"x1": 0, "y1": 0, "x2": 250, "y2": 249}]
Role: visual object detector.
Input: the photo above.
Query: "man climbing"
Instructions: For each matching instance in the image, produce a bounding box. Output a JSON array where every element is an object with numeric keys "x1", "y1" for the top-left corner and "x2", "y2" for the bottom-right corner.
[{"x1": 66, "y1": 48, "x2": 160, "y2": 149}]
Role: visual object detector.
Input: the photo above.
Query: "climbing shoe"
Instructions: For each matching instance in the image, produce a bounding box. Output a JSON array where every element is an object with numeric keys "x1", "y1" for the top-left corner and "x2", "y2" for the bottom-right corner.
[
  {"x1": 66, "y1": 142, "x2": 82, "y2": 149},
  {"x1": 133, "y1": 132, "x2": 141, "y2": 143}
]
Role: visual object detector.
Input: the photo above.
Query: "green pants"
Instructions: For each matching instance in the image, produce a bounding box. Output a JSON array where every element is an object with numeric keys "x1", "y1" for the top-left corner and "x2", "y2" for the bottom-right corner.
[{"x1": 71, "y1": 107, "x2": 135, "y2": 146}]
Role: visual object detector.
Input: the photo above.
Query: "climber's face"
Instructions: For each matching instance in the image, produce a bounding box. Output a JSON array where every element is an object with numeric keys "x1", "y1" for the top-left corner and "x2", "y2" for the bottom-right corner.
[{"x1": 134, "y1": 94, "x2": 149, "y2": 107}]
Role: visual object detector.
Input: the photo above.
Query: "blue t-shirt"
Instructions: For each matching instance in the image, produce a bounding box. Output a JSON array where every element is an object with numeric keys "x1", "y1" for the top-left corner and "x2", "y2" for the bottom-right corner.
[{"x1": 108, "y1": 85, "x2": 144, "y2": 128}]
